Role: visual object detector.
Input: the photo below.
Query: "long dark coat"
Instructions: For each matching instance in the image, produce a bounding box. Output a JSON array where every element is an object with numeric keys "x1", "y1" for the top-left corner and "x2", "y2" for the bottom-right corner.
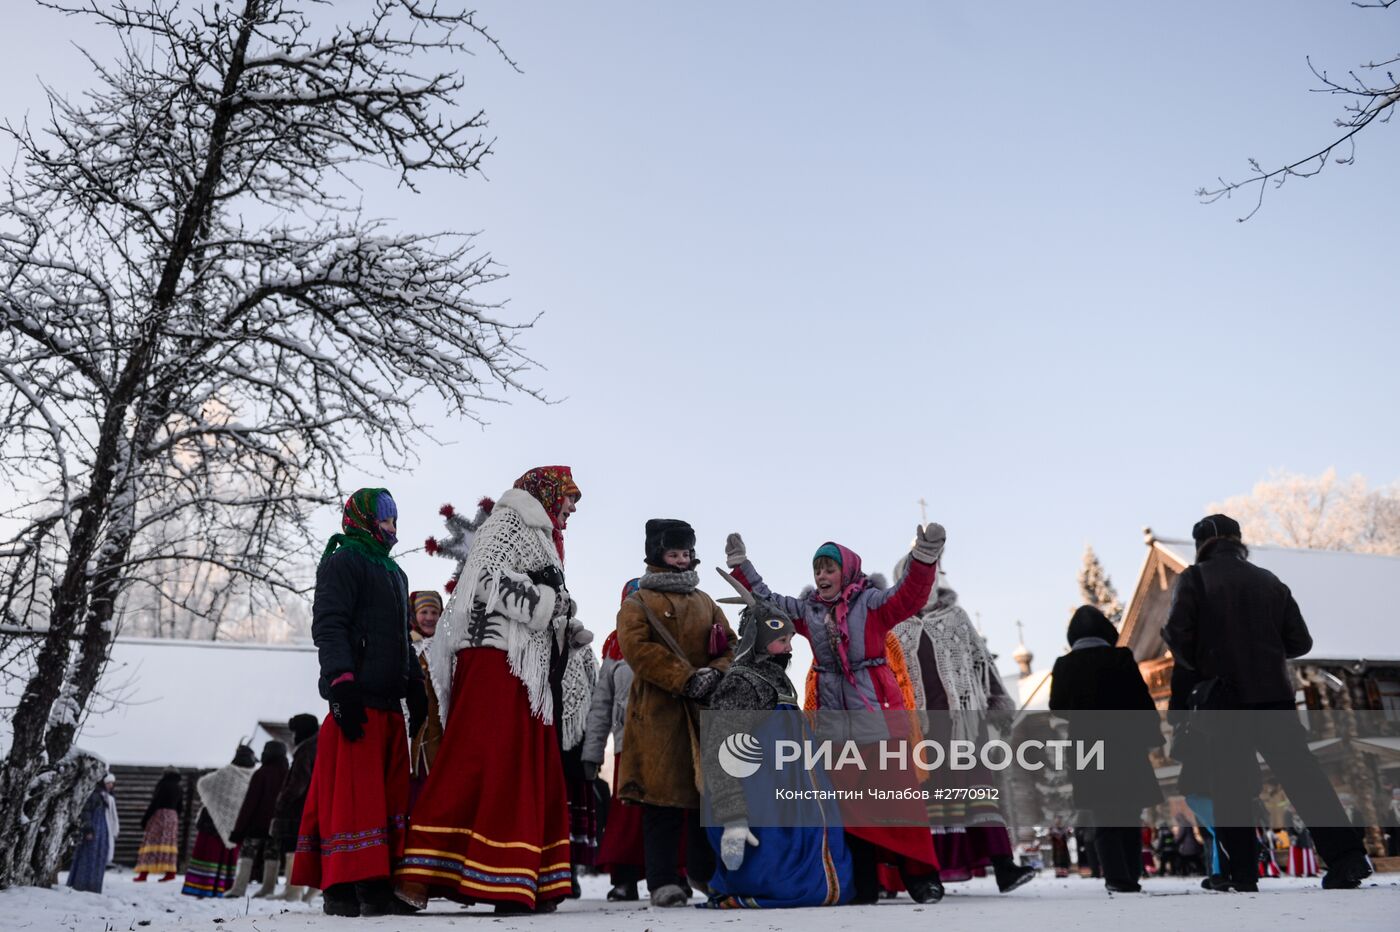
[
  {"x1": 1049, "y1": 644, "x2": 1164, "y2": 823},
  {"x1": 232, "y1": 750, "x2": 290, "y2": 843}
]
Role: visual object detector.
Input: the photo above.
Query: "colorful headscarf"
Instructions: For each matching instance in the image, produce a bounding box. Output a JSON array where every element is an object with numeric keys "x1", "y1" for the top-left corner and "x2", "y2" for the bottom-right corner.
[
  {"x1": 807, "y1": 541, "x2": 871, "y2": 695},
  {"x1": 321, "y1": 488, "x2": 399, "y2": 570},
  {"x1": 513, "y1": 466, "x2": 581, "y2": 561}
]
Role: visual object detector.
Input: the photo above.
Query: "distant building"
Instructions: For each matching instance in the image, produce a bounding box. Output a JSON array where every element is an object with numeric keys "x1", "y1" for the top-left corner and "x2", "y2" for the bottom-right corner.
[{"x1": 2, "y1": 637, "x2": 324, "y2": 868}]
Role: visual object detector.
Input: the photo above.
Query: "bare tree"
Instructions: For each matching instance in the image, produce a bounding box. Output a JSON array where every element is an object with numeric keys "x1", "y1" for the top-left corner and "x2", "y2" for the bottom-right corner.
[
  {"x1": 1209, "y1": 468, "x2": 1400, "y2": 555},
  {"x1": 1198, "y1": 1, "x2": 1399, "y2": 220},
  {"x1": 0, "y1": 0, "x2": 537, "y2": 887}
]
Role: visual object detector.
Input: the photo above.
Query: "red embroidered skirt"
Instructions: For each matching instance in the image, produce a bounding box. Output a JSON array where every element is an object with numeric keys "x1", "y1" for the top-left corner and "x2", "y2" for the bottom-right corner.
[
  {"x1": 292, "y1": 707, "x2": 409, "y2": 889},
  {"x1": 395, "y1": 647, "x2": 572, "y2": 909}
]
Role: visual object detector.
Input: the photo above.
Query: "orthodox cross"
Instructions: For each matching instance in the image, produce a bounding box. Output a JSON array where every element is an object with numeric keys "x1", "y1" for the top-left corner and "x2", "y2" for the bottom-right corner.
[
  {"x1": 917, "y1": 497, "x2": 929, "y2": 525},
  {"x1": 1015, "y1": 619, "x2": 1025, "y2": 644}
]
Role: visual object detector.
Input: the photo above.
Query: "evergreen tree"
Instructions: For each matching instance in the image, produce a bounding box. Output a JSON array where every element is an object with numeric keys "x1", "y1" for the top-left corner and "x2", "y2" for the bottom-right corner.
[{"x1": 1078, "y1": 546, "x2": 1124, "y2": 626}]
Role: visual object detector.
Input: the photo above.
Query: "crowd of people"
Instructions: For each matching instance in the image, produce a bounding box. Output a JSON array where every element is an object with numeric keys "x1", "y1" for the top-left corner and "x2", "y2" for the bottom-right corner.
[
  {"x1": 67, "y1": 716, "x2": 322, "y2": 901},
  {"x1": 65, "y1": 473, "x2": 1382, "y2": 913}
]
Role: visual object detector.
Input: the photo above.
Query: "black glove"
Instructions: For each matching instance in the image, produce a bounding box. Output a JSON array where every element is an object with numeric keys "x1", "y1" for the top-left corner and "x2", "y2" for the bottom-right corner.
[
  {"x1": 682, "y1": 667, "x2": 723, "y2": 700},
  {"x1": 581, "y1": 760, "x2": 600, "y2": 783},
  {"x1": 527, "y1": 564, "x2": 566, "y2": 591},
  {"x1": 329, "y1": 678, "x2": 367, "y2": 741},
  {"x1": 406, "y1": 683, "x2": 429, "y2": 739}
]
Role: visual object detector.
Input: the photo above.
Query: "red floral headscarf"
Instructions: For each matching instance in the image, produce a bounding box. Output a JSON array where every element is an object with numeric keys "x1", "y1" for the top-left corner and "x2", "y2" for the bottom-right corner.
[{"x1": 513, "y1": 465, "x2": 581, "y2": 562}]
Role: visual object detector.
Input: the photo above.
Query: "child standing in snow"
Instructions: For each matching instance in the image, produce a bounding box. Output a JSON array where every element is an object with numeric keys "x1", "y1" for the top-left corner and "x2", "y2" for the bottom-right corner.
[
  {"x1": 406, "y1": 590, "x2": 444, "y2": 793},
  {"x1": 616, "y1": 520, "x2": 737, "y2": 908},
  {"x1": 724, "y1": 525, "x2": 947, "y2": 904}
]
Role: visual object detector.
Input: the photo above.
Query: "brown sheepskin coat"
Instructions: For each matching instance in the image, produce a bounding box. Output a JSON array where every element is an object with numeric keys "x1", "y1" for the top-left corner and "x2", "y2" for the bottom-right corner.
[{"x1": 616, "y1": 575, "x2": 736, "y2": 809}]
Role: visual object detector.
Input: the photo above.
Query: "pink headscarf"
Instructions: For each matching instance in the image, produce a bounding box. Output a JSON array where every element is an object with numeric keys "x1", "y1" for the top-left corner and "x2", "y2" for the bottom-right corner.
[{"x1": 812, "y1": 541, "x2": 871, "y2": 691}]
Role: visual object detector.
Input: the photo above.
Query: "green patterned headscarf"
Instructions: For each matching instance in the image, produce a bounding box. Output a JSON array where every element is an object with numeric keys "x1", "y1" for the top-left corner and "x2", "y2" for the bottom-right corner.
[{"x1": 321, "y1": 488, "x2": 399, "y2": 570}]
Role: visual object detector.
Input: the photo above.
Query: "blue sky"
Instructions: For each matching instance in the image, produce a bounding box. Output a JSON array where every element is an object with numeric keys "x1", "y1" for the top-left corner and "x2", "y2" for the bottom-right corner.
[{"x1": 1, "y1": 1, "x2": 1395, "y2": 679}]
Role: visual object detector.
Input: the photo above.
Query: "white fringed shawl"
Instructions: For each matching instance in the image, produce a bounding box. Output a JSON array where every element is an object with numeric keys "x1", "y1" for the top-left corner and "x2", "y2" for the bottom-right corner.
[{"x1": 429, "y1": 488, "x2": 566, "y2": 728}]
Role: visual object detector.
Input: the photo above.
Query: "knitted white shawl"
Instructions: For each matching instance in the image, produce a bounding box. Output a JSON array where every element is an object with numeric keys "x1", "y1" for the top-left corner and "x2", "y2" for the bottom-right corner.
[
  {"x1": 429, "y1": 488, "x2": 566, "y2": 727},
  {"x1": 559, "y1": 642, "x2": 598, "y2": 751},
  {"x1": 196, "y1": 763, "x2": 254, "y2": 848},
  {"x1": 892, "y1": 574, "x2": 1013, "y2": 741}
]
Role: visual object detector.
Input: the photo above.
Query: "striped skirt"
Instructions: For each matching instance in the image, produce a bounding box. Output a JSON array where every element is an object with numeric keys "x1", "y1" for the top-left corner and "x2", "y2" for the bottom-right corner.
[
  {"x1": 180, "y1": 828, "x2": 240, "y2": 896},
  {"x1": 135, "y1": 809, "x2": 180, "y2": 875}
]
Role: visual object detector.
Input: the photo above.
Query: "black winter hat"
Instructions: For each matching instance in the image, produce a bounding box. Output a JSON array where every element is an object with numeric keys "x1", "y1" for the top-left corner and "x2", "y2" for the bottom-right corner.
[
  {"x1": 645, "y1": 519, "x2": 698, "y2": 569},
  {"x1": 289, "y1": 713, "x2": 320, "y2": 745},
  {"x1": 262, "y1": 739, "x2": 288, "y2": 763},
  {"x1": 1192, "y1": 513, "x2": 1242, "y2": 544},
  {"x1": 233, "y1": 744, "x2": 257, "y2": 767}
]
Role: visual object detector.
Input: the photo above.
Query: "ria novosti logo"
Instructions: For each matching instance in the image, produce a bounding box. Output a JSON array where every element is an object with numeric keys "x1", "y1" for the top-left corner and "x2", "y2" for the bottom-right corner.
[{"x1": 717, "y1": 732, "x2": 763, "y2": 778}]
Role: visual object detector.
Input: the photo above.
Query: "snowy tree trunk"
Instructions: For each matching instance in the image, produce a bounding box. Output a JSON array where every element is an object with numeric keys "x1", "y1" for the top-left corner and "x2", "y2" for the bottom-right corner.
[
  {"x1": 1, "y1": 0, "x2": 535, "y2": 890},
  {"x1": 0, "y1": 752, "x2": 105, "y2": 888}
]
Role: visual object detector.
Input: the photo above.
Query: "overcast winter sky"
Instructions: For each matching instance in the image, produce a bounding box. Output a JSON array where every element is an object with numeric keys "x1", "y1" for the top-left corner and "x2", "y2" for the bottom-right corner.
[{"x1": 1, "y1": 1, "x2": 1395, "y2": 679}]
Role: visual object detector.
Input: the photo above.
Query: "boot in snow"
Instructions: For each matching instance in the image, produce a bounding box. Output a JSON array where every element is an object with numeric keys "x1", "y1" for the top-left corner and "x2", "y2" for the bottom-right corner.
[
  {"x1": 904, "y1": 871, "x2": 945, "y2": 904},
  {"x1": 158, "y1": 871, "x2": 177, "y2": 882},
  {"x1": 993, "y1": 856, "x2": 1036, "y2": 893},
  {"x1": 250, "y1": 859, "x2": 280, "y2": 898},
  {"x1": 650, "y1": 883, "x2": 690, "y2": 908},
  {"x1": 321, "y1": 883, "x2": 359, "y2": 917},
  {"x1": 270, "y1": 854, "x2": 306, "y2": 901},
  {"x1": 607, "y1": 881, "x2": 639, "y2": 901},
  {"x1": 224, "y1": 857, "x2": 255, "y2": 897},
  {"x1": 1321, "y1": 851, "x2": 1372, "y2": 890}
]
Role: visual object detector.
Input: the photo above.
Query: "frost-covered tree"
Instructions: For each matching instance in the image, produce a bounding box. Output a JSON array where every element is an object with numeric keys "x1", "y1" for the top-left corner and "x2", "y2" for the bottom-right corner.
[
  {"x1": 0, "y1": 0, "x2": 536, "y2": 887},
  {"x1": 1077, "y1": 545, "x2": 1123, "y2": 627},
  {"x1": 1209, "y1": 468, "x2": 1400, "y2": 555},
  {"x1": 1198, "y1": 1, "x2": 1398, "y2": 220}
]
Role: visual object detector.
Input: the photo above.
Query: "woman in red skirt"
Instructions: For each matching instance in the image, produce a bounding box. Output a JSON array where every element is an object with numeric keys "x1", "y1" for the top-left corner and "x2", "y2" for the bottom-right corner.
[
  {"x1": 293, "y1": 488, "x2": 427, "y2": 918},
  {"x1": 396, "y1": 466, "x2": 593, "y2": 914}
]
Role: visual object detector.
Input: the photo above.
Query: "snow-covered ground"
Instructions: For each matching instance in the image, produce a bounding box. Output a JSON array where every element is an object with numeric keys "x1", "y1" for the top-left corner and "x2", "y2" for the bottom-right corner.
[{"x1": 6, "y1": 866, "x2": 1398, "y2": 931}]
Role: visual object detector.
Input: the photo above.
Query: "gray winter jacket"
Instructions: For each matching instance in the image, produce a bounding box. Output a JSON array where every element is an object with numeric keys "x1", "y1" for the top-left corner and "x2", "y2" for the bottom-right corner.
[{"x1": 581, "y1": 648, "x2": 632, "y2": 764}]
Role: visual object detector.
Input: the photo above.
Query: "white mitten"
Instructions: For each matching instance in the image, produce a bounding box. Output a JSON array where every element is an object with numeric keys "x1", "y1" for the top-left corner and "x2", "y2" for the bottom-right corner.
[{"x1": 720, "y1": 821, "x2": 760, "y2": 870}]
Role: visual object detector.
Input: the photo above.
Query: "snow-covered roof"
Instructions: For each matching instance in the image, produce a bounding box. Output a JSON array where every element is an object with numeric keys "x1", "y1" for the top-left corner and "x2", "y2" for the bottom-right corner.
[
  {"x1": 1153, "y1": 539, "x2": 1400, "y2": 664},
  {"x1": 2, "y1": 637, "x2": 325, "y2": 769}
]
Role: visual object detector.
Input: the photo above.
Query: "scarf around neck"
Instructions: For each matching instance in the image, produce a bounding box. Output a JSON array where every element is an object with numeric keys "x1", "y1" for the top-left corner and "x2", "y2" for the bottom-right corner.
[
  {"x1": 639, "y1": 568, "x2": 699, "y2": 593},
  {"x1": 810, "y1": 541, "x2": 870, "y2": 690}
]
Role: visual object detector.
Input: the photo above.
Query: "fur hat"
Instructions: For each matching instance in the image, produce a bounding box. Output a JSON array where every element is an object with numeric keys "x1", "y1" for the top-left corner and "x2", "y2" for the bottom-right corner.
[
  {"x1": 1192, "y1": 513, "x2": 1242, "y2": 544},
  {"x1": 644, "y1": 519, "x2": 697, "y2": 569}
]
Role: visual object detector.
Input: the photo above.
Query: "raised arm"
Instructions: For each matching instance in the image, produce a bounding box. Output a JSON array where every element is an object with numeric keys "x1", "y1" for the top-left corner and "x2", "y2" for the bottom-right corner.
[{"x1": 867, "y1": 556, "x2": 937, "y2": 634}]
